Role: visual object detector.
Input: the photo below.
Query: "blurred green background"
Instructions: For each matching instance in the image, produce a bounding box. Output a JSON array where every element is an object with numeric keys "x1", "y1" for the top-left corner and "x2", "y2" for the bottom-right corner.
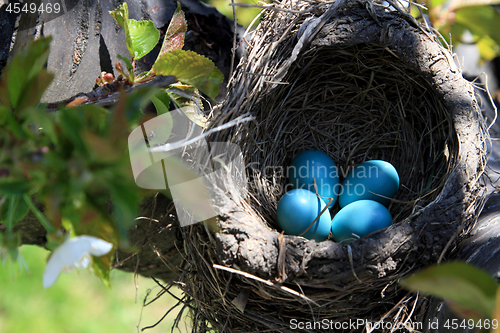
[
  {"x1": 0, "y1": 245, "x2": 189, "y2": 333},
  {"x1": 204, "y1": 0, "x2": 263, "y2": 28}
]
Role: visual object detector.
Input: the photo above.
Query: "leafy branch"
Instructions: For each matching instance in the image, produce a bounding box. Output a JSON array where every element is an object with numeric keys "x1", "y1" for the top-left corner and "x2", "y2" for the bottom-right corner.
[
  {"x1": 0, "y1": 1, "x2": 223, "y2": 287},
  {"x1": 109, "y1": 2, "x2": 223, "y2": 100}
]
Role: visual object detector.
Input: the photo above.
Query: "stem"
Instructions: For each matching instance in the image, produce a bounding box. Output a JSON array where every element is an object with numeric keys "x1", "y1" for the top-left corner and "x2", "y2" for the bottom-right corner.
[
  {"x1": 23, "y1": 194, "x2": 55, "y2": 233},
  {"x1": 7, "y1": 195, "x2": 15, "y2": 233},
  {"x1": 130, "y1": 59, "x2": 136, "y2": 83},
  {"x1": 134, "y1": 70, "x2": 155, "y2": 84}
]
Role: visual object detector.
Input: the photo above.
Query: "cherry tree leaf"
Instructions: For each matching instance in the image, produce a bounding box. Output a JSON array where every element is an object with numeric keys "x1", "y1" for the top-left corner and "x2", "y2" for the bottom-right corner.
[
  {"x1": 152, "y1": 50, "x2": 223, "y2": 99},
  {"x1": 400, "y1": 262, "x2": 497, "y2": 319},
  {"x1": 0, "y1": 36, "x2": 52, "y2": 109},
  {"x1": 128, "y1": 19, "x2": 160, "y2": 60},
  {"x1": 110, "y1": 3, "x2": 160, "y2": 60},
  {"x1": 157, "y1": 3, "x2": 187, "y2": 58}
]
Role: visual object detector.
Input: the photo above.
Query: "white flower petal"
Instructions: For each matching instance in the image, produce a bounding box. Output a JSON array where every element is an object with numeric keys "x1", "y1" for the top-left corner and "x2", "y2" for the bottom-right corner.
[
  {"x1": 42, "y1": 235, "x2": 112, "y2": 288},
  {"x1": 57, "y1": 237, "x2": 92, "y2": 267},
  {"x1": 78, "y1": 236, "x2": 113, "y2": 256},
  {"x1": 73, "y1": 253, "x2": 91, "y2": 269},
  {"x1": 43, "y1": 253, "x2": 64, "y2": 288}
]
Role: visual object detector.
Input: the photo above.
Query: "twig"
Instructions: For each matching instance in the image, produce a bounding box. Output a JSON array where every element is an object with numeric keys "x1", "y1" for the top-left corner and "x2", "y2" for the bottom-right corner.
[{"x1": 213, "y1": 264, "x2": 320, "y2": 306}]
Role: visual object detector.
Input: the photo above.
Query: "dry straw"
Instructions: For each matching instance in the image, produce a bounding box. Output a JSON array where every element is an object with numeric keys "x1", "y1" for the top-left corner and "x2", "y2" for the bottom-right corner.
[{"x1": 173, "y1": 0, "x2": 489, "y2": 331}]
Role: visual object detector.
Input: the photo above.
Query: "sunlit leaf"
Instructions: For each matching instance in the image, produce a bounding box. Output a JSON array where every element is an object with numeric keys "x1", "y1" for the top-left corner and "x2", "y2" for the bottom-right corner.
[
  {"x1": 400, "y1": 262, "x2": 497, "y2": 319},
  {"x1": 109, "y1": 4, "x2": 134, "y2": 60},
  {"x1": 429, "y1": 0, "x2": 449, "y2": 8},
  {"x1": 110, "y1": 3, "x2": 160, "y2": 60},
  {"x1": 157, "y1": 3, "x2": 187, "y2": 58},
  {"x1": 127, "y1": 19, "x2": 160, "y2": 60},
  {"x1": 152, "y1": 50, "x2": 223, "y2": 99}
]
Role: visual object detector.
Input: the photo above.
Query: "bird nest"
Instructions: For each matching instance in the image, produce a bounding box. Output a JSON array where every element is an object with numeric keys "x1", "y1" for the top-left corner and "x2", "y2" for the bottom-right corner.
[{"x1": 175, "y1": 0, "x2": 489, "y2": 331}]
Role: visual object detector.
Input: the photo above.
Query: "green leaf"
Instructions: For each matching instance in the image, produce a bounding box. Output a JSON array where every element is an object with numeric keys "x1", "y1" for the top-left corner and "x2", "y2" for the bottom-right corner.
[
  {"x1": 91, "y1": 252, "x2": 112, "y2": 288},
  {"x1": 110, "y1": 3, "x2": 160, "y2": 60},
  {"x1": 117, "y1": 54, "x2": 133, "y2": 72},
  {"x1": 0, "y1": 181, "x2": 31, "y2": 195},
  {"x1": 0, "y1": 195, "x2": 29, "y2": 230},
  {"x1": 0, "y1": 36, "x2": 52, "y2": 109},
  {"x1": 16, "y1": 70, "x2": 54, "y2": 110},
  {"x1": 152, "y1": 50, "x2": 223, "y2": 99},
  {"x1": 106, "y1": 179, "x2": 140, "y2": 241},
  {"x1": 120, "y1": 85, "x2": 164, "y2": 125},
  {"x1": 150, "y1": 93, "x2": 171, "y2": 115},
  {"x1": 128, "y1": 19, "x2": 160, "y2": 60},
  {"x1": 0, "y1": 105, "x2": 9, "y2": 125},
  {"x1": 400, "y1": 262, "x2": 497, "y2": 319},
  {"x1": 58, "y1": 109, "x2": 87, "y2": 156},
  {"x1": 198, "y1": 67, "x2": 225, "y2": 100},
  {"x1": 26, "y1": 107, "x2": 58, "y2": 144},
  {"x1": 82, "y1": 131, "x2": 121, "y2": 163},
  {"x1": 157, "y1": 3, "x2": 187, "y2": 59},
  {"x1": 73, "y1": 104, "x2": 110, "y2": 135},
  {"x1": 109, "y1": 3, "x2": 133, "y2": 60},
  {"x1": 23, "y1": 194, "x2": 54, "y2": 233},
  {"x1": 445, "y1": 300, "x2": 488, "y2": 322}
]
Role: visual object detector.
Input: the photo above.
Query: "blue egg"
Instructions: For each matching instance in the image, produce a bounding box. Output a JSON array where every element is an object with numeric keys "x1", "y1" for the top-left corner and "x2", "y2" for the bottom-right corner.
[
  {"x1": 331, "y1": 200, "x2": 392, "y2": 244},
  {"x1": 277, "y1": 189, "x2": 332, "y2": 242},
  {"x1": 339, "y1": 160, "x2": 399, "y2": 208},
  {"x1": 288, "y1": 150, "x2": 339, "y2": 208}
]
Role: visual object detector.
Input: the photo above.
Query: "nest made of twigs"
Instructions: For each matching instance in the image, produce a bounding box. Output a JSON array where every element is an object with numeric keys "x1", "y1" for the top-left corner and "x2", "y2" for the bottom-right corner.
[{"x1": 176, "y1": 0, "x2": 489, "y2": 331}]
